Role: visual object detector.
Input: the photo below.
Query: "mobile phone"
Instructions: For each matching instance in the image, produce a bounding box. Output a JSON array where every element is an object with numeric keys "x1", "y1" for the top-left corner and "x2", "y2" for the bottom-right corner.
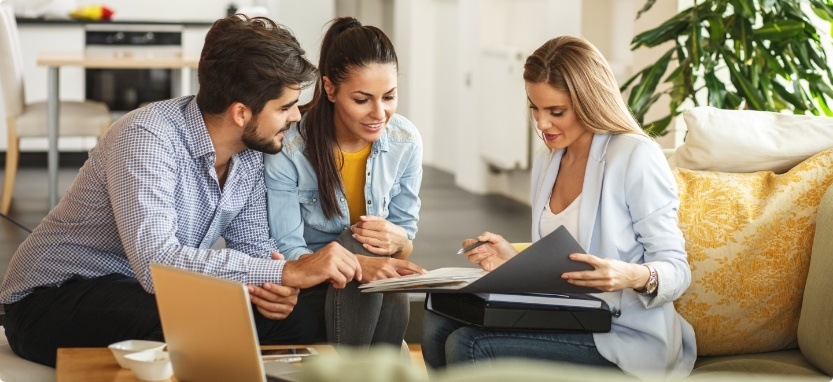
[{"x1": 260, "y1": 347, "x2": 319, "y2": 360}]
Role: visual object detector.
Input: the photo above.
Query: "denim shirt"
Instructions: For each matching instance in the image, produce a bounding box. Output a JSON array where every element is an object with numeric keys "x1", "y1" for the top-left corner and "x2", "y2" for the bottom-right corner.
[{"x1": 264, "y1": 114, "x2": 423, "y2": 260}]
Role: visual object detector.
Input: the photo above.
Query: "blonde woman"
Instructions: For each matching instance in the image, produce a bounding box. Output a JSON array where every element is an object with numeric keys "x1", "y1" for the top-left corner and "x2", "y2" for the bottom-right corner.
[{"x1": 421, "y1": 36, "x2": 696, "y2": 379}]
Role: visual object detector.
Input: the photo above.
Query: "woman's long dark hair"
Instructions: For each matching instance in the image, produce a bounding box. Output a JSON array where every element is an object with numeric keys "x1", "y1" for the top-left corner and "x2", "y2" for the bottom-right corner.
[{"x1": 300, "y1": 17, "x2": 398, "y2": 219}]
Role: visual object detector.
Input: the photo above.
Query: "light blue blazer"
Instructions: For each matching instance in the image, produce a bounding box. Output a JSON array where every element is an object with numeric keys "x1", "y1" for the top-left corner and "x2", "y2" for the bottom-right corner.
[{"x1": 530, "y1": 133, "x2": 696, "y2": 379}]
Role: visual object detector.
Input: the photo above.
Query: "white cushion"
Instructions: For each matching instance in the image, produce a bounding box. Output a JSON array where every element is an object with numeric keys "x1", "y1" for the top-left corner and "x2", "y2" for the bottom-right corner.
[
  {"x1": 0, "y1": 326, "x2": 55, "y2": 382},
  {"x1": 16, "y1": 100, "x2": 111, "y2": 137},
  {"x1": 668, "y1": 106, "x2": 833, "y2": 173}
]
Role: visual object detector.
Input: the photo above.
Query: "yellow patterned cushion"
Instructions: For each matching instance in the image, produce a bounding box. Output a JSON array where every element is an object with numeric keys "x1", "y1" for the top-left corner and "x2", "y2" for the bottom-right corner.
[{"x1": 673, "y1": 149, "x2": 833, "y2": 356}]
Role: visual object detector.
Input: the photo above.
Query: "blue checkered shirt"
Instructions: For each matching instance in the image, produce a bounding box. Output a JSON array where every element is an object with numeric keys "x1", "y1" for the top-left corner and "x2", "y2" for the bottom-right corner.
[{"x1": 0, "y1": 96, "x2": 283, "y2": 313}]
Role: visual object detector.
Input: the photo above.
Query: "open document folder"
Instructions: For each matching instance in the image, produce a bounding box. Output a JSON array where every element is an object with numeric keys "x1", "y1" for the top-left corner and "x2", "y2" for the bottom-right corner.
[{"x1": 359, "y1": 226, "x2": 597, "y2": 294}]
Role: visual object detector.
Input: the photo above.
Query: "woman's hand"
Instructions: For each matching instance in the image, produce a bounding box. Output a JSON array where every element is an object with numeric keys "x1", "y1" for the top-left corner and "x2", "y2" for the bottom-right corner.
[
  {"x1": 355, "y1": 256, "x2": 426, "y2": 283},
  {"x1": 561, "y1": 253, "x2": 651, "y2": 292},
  {"x1": 351, "y1": 215, "x2": 411, "y2": 257},
  {"x1": 461, "y1": 231, "x2": 518, "y2": 271}
]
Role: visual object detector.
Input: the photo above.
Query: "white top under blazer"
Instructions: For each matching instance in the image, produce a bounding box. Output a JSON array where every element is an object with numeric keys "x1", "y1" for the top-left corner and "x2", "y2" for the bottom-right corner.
[{"x1": 530, "y1": 133, "x2": 696, "y2": 380}]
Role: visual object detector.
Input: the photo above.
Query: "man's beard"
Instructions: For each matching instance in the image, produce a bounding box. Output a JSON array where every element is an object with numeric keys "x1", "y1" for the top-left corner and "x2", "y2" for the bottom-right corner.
[{"x1": 242, "y1": 119, "x2": 284, "y2": 155}]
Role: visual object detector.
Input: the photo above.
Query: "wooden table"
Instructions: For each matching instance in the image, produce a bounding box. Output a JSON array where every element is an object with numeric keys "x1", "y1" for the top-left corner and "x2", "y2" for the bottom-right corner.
[
  {"x1": 56, "y1": 344, "x2": 335, "y2": 382},
  {"x1": 37, "y1": 52, "x2": 200, "y2": 208}
]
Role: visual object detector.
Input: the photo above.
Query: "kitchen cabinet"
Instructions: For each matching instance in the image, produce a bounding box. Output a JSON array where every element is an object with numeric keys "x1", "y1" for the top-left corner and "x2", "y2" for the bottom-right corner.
[{"x1": 0, "y1": 19, "x2": 211, "y2": 151}]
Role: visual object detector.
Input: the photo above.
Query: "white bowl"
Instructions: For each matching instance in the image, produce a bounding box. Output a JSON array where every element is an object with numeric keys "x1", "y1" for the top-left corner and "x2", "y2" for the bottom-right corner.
[
  {"x1": 123, "y1": 349, "x2": 174, "y2": 381},
  {"x1": 107, "y1": 340, "x2": 166, "y2": 369}
]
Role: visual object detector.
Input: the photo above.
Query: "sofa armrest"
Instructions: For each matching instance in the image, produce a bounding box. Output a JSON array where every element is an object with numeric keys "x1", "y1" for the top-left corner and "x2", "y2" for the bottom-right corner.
[
  {"x1": 797, "y1": 183, "x2": 833, "y2": 376},
  {"x1": 511, "y1": 243, "x2": 532, "y2": 253}
]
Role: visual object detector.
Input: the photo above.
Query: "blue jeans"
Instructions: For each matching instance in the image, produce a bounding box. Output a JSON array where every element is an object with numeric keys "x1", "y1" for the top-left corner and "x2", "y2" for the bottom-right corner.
[{"x1": 421, "y1": 311, "x2": 618, "y2": 369}]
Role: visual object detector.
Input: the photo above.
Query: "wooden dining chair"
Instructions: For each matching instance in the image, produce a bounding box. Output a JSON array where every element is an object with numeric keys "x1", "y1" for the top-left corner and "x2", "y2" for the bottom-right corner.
[{"x1": 0, "y1": 4, "x2": 111, "y2": 213}]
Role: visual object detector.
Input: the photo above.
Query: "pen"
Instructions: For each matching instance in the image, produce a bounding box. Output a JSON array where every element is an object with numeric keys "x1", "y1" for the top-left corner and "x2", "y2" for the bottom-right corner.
[{"x1": 456, "y1": 240, "x2": 488, "y2": 255}]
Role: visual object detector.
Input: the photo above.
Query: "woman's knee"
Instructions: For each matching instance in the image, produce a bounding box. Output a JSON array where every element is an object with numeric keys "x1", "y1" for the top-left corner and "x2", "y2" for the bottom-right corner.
[
  {"x1": 421, "y1": 311, "x2": 453, "y2": 340},
  {"x1": 445, "y1": 326, "x2": 493, "y2": 364},
  {"x1": 380, "y1": 292, "x2": 409, "y2": 321}
]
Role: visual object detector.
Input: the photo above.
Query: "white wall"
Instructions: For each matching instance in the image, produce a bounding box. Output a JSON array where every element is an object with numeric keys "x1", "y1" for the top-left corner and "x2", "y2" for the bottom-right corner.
[
  {"x1": 264, "y1": 0, "x2": 336, "y2": 103},
  {"x1": 391, "y1": 0, "x2": 681, "y2": 205}
]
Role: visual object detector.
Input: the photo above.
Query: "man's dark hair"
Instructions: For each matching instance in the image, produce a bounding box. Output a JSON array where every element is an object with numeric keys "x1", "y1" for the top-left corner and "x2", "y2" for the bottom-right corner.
[{"x1": 197, "y1": 15, "x2": 317, "y2": 116}]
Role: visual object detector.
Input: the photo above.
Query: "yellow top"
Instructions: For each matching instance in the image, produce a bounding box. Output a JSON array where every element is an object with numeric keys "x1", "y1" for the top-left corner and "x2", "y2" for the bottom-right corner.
[{"x1": 338, "y1": 144, "x2": 372, "y2": 224}]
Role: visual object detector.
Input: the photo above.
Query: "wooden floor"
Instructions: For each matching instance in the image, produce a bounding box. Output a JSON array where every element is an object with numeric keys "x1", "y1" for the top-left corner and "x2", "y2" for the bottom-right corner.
[{"x1": 409, "y1": 344, "x2": 428, "y2": 377}]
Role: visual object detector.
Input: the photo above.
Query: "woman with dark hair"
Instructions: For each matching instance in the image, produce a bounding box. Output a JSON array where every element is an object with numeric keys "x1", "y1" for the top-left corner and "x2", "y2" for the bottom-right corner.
[
  {"x1": 264, "y1": 17, "x2": 424, "y2": 347},
  {"x1": 421, "y1": 36, "x2": 696, "y2": 379}
]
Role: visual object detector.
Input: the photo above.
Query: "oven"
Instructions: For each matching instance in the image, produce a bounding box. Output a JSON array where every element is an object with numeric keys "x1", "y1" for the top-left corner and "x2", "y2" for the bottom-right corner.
[{"x1": 84, "y1": 24, "x2": 183, "y2": 112}]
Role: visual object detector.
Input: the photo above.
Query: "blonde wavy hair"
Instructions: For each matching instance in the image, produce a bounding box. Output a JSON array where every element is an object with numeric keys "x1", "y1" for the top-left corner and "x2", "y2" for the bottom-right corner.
[{"x1": 523, "y1": 36, "x2": 645, "y2": 136}]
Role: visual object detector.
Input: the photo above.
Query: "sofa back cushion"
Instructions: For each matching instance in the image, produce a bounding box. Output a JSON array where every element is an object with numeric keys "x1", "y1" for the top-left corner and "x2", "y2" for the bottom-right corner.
[
  {"x1": 673, "y1": 149, "x2": 833, "y2": 356},
  {"x1": 669, "y1": 106, "x2": 833, "y2": 173},
  {"x1": 797, "y1": 184, "x2": 833, "y2": 375}
]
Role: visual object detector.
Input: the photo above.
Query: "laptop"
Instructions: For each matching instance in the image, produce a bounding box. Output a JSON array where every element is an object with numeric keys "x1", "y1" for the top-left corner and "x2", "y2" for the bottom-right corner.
[{"x1": 150, "y1": 263, "x2": 303, "y2": 382}]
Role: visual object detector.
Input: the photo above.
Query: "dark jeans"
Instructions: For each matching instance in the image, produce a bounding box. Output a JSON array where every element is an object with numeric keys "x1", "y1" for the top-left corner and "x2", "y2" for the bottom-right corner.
[
  {"x1": 422, "y1": 311, "x2": 618, "y2": 370},
  {"x1": 325, "y1": 280, "x2": 409, "y2": 348},
  {"x1": 3, "y1": 273, "x2": 326, "y2": 367}
]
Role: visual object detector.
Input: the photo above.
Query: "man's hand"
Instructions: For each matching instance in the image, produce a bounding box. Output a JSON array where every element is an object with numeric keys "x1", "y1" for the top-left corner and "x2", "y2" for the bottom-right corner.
[
  {"x1": 351, "y1": 215, "x2": 410, "y2": 257},
  {"x1": 356, "y1": 256, "x2": 426, "y2": 283},
  {"x1": 281, "y1": 242, "x2": 363, "y2": 289},
  {"x1": 248, "y1": 283, "x2": 299, "y2": 320}
]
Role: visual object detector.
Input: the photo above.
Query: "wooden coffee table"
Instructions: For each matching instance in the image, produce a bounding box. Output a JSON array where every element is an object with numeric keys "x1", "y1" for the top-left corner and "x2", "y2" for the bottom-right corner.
[{"x1": 56, "y1": 344, "x2": 335, "y2": 382}]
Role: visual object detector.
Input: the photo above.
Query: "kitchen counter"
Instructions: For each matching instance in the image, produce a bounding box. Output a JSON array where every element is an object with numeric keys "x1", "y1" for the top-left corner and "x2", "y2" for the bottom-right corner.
[{"x1": 16, "y1": 17, "x2": 214, "y2": 27}]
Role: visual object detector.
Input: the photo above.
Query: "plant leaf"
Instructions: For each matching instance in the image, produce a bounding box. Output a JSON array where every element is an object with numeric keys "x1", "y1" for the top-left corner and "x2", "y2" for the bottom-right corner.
[
  {"x1": 753, "y1": 20, "x2": 805, "y2": 40},
  {"x1": 760, "y1": 76, "x2": 775, "y2": 106},
  {"x1": 690, "y1": 24, "x2": 702, "y2": 67},
  {"x1": 725, "y1": 93, "x2": 744, "y2": 109},
  {"x1": 725, "y1": 52, "x2": 767, "y2": 110},
  {"x1": 761, "y1": 0, "x2": 778, "y2": 11},
  {"x1": 627, "y1": 0, "x2": 833, "y2": 133},
  {"x1": 631, "y1": 9, "x2": 693, "y2": 49},
  {"x1": 704, "y1": 71, "x2": 728, "y2": 108},
  {"x1": 636, "y1": 0, "x2": 657, "y2": 19},
  {"x1": 627, "y1": 50, "x2": 673, "y2": 118},
  {"x1": 795, "y1": 42, "x2": 813, "y2": 69},
  {"x1": 811, "y1": 90, "x2": 833, "y2": 116},
  {"x1": 758, "y1": 47, "x2": 788, "y2": 78},
  {"x1": 709, "y1": 15, "x2": 725, "y2": 42},
  {"x1": 643, "y1": 115, "x2": 673, "y2": 137},
  {"x1": 810, "y1": 79, "x2": 833, "y2": 100},
  {"x1": 729, "y1": 0, "x2": 755, "y2": 18},
  {"x1": 810, "y1": 2, "x2": 833, "y2": 22},
  {"x1": 772, "y1": 80, "x2": 808, "y2": 110}
]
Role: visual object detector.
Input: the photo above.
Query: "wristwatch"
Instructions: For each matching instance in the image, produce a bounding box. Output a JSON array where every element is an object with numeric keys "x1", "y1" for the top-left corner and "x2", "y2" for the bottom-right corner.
[{"x1": 638, "y1": 264, "x2": 658, "y2": 295}]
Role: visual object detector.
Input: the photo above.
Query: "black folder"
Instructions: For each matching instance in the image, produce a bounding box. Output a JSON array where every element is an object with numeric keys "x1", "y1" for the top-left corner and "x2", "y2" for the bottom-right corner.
[
  {"x1": 426, "y1": 292, "x2": 612, "y2": 332},
  {"x1": 360, "y1": 226, "x2": 598, "y2": 294}
]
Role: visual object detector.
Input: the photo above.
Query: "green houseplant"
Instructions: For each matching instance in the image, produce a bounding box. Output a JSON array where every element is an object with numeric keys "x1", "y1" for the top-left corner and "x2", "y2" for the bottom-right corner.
[{"x1": 622, "y1": 0, "x2": 833, "y2": 136}]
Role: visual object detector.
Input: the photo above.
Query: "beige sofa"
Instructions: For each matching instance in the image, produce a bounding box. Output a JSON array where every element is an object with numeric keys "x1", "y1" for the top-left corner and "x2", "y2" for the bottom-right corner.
[
  {"x1": 681, "y1": 181, "x2": 833, "y2": 380},
  {"x1": 0, "y1": 325, "x2": 54, "y2": 382}
]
